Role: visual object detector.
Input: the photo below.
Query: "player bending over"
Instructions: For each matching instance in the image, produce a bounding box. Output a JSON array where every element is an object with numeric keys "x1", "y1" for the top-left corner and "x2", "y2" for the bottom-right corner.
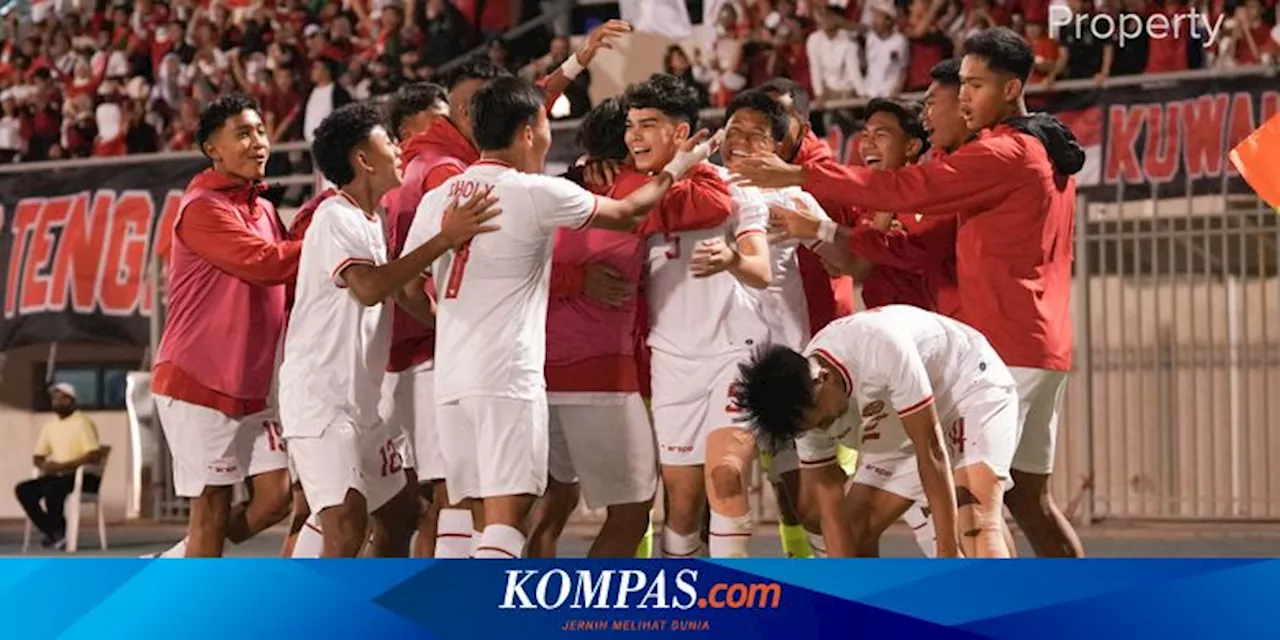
[
  {"x1": 279, "y1": 103, "x2": 500, "y2": 557},
  {"x1": 735, "y1": 305, "x2": 1019, "y2": 558},
  {"x1": 404, "y1": 76, "x2": 718, "y2": 559}
]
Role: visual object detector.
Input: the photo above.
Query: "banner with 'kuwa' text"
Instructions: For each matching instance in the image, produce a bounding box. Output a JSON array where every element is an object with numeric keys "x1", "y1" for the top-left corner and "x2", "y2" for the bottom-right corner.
[{"x1": 0, "y1": 157, "x2": 205, "y2": 350}]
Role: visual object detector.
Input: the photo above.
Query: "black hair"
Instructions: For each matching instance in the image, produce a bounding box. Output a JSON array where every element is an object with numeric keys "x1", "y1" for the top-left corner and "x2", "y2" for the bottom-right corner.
[
  {"x1": 313, "y1": 56, "x2": 340, "y2": 82},
  {"x1": 311, "y1": 102, "x2": 386, "y2": 187},
  {"x1": 929, "y1": 57, "x2": 961, "y2": 87},
  {"x1": 757, "y1": 77, "x2": 811, "y2": 121},
  {"x1": 735, "y1": 345, "x2": 816, "y2": 451},
  {"x1": 470, "y1": 75, "x2": 544, "y2": 151},
  {"x1": 864, "y1": 97, "x2": 931, "y2": 156},
  {"x1": 388, "y1": 82, "x2": 447, "y2": 136},
  {"x1": 624, "y1": 73, "x2": 700, "y2": 130},
  {"x1": 433, "y1": 57, "x2": 511, "y2": 92},
  {"x1": 577, "y1": 96, "x2": 629, "y2": 162},
  {"x1": 726, "y1": 90, "x2": 789, "y2": 143},
  {"x1": 962, "y1": 26, "x2": 1034, "y2": 83},
  {"x1": 196, "y1": 92, "x2": 261, "y2": 153}
]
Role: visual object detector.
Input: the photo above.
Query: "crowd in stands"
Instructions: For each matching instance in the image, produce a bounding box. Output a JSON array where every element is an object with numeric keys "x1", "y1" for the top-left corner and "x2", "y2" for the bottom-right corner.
[{"x1": 0, "y1": 0, "x2": 1276, "y2": 163}]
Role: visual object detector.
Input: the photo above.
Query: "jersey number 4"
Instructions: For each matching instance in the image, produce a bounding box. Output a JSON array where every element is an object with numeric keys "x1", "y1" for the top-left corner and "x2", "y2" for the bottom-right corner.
[{"x1": 444, "y1": 242, "x2": 472, "y2": 299}]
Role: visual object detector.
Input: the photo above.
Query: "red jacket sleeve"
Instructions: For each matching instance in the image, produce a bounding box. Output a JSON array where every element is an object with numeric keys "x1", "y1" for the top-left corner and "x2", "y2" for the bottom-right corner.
[
  {"x1": 849, "y1": 224, "x2": 937, "y2": 274},
  {"x1": 535, "y1": 71, "x2": 566, "y2": 113},
  {"x1": 651, "y1": 164, "x2": 734, "y2": 233},
  {"x1": 177, "y1": 200, "x2": 302, "y2": 287},
  {"x1": 550, "y1": 260, "x2": 585, "y2": 298},
  {"x1": 803, "y1": 136, "x2": 1024, "y2": 217}
]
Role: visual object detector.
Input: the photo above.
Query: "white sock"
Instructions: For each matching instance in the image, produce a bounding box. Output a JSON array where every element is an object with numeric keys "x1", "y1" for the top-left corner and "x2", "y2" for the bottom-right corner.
[
  {"x1": 474, "y1": 524, "x2": 525, "y2": 559},
  {"x1": 903, "y1": 504, "x2": 937, "y2": 558},
  {"x1": 471, "y1": 530, "x2": 483, "y2": 557},
  {"x1": 661, "y1": 526, "x2": 704, "y2": 558},
  {"x1": 159, "y1": 536, "x2": 189, "y2": 558},
  {"x1": 291, "y1": 514, "x2": 324, "y2": 558},
  {"x1": 807, "y1": 532, "x2": 828, "y2": 558},
  {"x1": 433, "y1": 508, "x2": 473, "y2": 558},
  {"x1": 708, "y1": 512, "x2": 752, "y2": 558}
]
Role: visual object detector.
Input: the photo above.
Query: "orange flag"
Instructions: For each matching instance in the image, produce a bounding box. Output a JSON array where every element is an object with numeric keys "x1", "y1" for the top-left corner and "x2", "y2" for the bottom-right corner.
[{"x1": 1230, "y1": 113, "x2": 1280, "y2": 209}]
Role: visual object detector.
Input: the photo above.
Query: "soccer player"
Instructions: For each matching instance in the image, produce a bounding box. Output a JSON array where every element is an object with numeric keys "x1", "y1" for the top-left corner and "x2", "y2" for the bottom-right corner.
[
  {"x1": 524, "y1": 97, "x2": 658, "y2": 558},
  {"x1": 404, "y1": 76, "x2": 718, "y2": 560},
  {"x1": 732, "y1": 27, "x2": 1086, "y2": 557},
  {"x1": 736, "y1": 305, "x2": 1020, "y2": 558},
  {"x1": 619, "y1": 74, "x2": 773, "y2": 559},
  {"x1": 152, "y1": 93, "x2": 296, "y2": 558},
  {"x1": 379, "y1": 82, "x2": 451, "y2": 559},
  {"x1": 279, "y1": 103, "x2": 501, "y2": 558}
]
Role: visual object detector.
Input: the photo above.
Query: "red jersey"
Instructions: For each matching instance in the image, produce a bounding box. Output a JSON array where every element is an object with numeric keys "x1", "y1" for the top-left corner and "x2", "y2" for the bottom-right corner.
[{"x1": 803, "y1": 120, "x2": 1079, "y2": 371}]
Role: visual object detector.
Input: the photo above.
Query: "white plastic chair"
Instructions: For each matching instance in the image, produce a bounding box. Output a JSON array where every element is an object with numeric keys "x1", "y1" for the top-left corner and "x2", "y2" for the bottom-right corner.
[{"x1": 21, "y1": 446, "x2": 111, "y2": 554}]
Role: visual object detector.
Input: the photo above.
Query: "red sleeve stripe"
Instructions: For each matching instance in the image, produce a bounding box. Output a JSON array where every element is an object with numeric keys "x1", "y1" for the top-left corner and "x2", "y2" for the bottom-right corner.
[
  {"x1": 735, "y1": 229, "x2": 766, "y2": 240},
  {"x1": 799, "y1": 454, "x2": 838, "y2": 467},
  {"x1": 474, "y1": 545, "x2": 519, "y2": 559},
  {"x1": 898, "y1": 395, "x2": 934, "y2": 417},
  {"x1": 572, "y1": 196, "x2": 601, "y2": 231},
  {"x1": 332, "y1": 257, "x2": 376, "y2": 287},
  {"x1": 812, "y1": 348, "x2": 854, "y2": 397}
]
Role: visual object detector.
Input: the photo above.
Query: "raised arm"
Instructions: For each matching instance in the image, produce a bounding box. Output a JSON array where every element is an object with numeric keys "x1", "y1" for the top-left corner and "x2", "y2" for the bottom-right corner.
[{"x1": 588, "y1": 130, "x2": 722, "y2": 230}]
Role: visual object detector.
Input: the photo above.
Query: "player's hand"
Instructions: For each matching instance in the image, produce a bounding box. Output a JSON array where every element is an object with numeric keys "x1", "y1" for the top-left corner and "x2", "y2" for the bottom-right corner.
[
  {"x1": 730, "y1": 153, "x2": 805, "y2": 189},
  {"x1": 689, "y1": 237, "x2": 739, "y2": 278},
  {"x1": 663, "y1": 129, "x2": 724, "y2": 180},
  {"x1": 583, "y1": 157, "x2": 623, "y2": 188},
  {"x1": 769, "y1": 199, "x2": 823, "y2": 241},
  {"x1": 582, "y1": 262, "x2": 634, "y2": 307},
  {"x1": 575, "y1": 19, "x2": 631, "y2": 66},
  {"x1": 870, "y1": 212, "x2": 895, "y2": 230},
  {"x1": 440, "y1": 186, "x2": 501, "y2": 249}
]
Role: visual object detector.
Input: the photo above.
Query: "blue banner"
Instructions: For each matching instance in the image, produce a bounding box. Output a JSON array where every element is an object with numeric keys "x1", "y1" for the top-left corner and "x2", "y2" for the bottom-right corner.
[{"x1": 0, "y1": 559, "x2": 1276, "y2": 639}]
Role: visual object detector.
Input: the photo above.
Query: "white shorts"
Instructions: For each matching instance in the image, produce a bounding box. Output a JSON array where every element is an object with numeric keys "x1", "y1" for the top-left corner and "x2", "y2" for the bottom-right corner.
[
  {"x1": 547, "y1": 393, "x2": 659, "y2": 509},
  {"x1": 650, "y1": 350, "x2": 752, "y2": 466},
  {"x1": 380, "y1": 363, "x2": 443, "y2": 479},
  {"x1": 1008, "y1": 367, "x2": 1069, "y2": 475},
  {"x1": 852, "y1": 385, "x2": 1020, "y2": 498},
  {"x1": 437, "y1": 395, "x2": 548, "y2": 503},
  {"x1": 155, "y1": 395, "x2": 290, "y2": 498},
  {"x1": 287, "y1": 419, "x2": 407, "y2": 513}
]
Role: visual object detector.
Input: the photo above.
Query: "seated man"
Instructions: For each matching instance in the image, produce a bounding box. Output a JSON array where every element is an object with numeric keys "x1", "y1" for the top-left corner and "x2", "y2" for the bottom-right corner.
[{"x1": 15, "y1": 383, "x2": 104, "y2": 549}]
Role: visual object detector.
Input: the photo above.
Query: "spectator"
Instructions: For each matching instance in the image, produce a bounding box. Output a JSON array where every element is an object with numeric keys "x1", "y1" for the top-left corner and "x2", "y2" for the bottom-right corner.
[
  {"x1": 13, "y1": 383, "x2": 103, "y2": 551},
  {"x1": 863, "y1": 0, "x2": 910, "y2": 97},
  {"x1": 1026, "y1": 20, "x2": 1061, "y2": 83},
  {"x1": 903, "y1": 0, "x2": 955, "y2": 92},
  {"x1": 1108, "y1": 0, "x2": 1148, "y2": 75},
  {"x1": 1227, "y1": 0, "x2": 1279, "y2": 65},
  {"x1": 124, "y1": 97, "x2": 161, "y2": 154},
  {"x1": 421, "y1": 0, "x2": 472, "y2": 67},
  {"x1": 93, "y1": 79, "x2": 126, "y2": 156},
  {"x1": 168, "y1": 97, "x2": 200, "y2": 150},
  {"x1": 1144, "y1": 0, "x2": 1191, "y2": 72},
  {"x1": 485, "y1": 36, "x2": 517, "y2": 72},
  {"x1": 1045, "y1": 0, "x2": 1113, "y2": 84},
  {"x1": 663, "y1": 44, "x2": 712, "y2": 108},
  {"x1": 806, "y1": 6, "x2": 864, "y2": 108},
  {"x1": 262, "y1": 67, "x2": 302, "y2": 143},
  {"x1": 0, "y1": 91, "x2": 23, "y2": 162},
  {"x1": 62, "y1": 93, "x2": 97, "y2": 158},
  {"x1": 302, "y1": 57, "x2": 350, "y2": 143},
  {"x1": 709, "y1": 2, "x2": 749, "y2": 106},
  {"x1": 454, "y1": 0, "x2": 522, "y2": 38}
]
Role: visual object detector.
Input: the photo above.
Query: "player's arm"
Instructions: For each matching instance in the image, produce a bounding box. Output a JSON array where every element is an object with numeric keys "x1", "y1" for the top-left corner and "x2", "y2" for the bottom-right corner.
[
  {"x1": 536, "y1": 20, "x2": 630, "y2": 111},
  {"x1": 770, "y1": 197, "x2": 874, "y2": 281},
  {"x1": 177, "y1": 199, "x2": 302, "y2": 286},
  {"x1": 731, "y1": 138, "x2": 1022, "y2": 216},
  {"x1": 801, "y1": 463, "x2": 857, "y2": 557},
  {"x1": 341, "y1": 189, "x2": 500, "y2": 307},
  {"x1": 688, "y1": 228, "x2": 772, "y2": 288},
  {"x1": 394, "y1": 275, "x2": 436, "y2": 328},
  {"x1": 588, "y1": 130, "x2": 721, "y2": 230},
  {"x1": 900, "y1": 400, "x2": 960, "y2": 558}
]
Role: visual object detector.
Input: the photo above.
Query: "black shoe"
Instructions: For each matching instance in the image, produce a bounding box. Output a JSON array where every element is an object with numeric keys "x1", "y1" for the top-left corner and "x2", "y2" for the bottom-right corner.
[{"x1": 39, "y1": 534, "x2": 56, "y2": 549}]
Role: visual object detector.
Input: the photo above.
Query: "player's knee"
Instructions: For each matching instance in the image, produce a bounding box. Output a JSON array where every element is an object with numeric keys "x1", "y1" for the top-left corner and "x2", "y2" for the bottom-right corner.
[
  {"x1": 1003, "y1": 478, "x2": 1051, "y2": 517},
  {"x1": 708, "y1": 462, "x2": 744, "y2": 502},
  {"x1": 606, "y1": 501, "x2": 653, "y2": 532}
]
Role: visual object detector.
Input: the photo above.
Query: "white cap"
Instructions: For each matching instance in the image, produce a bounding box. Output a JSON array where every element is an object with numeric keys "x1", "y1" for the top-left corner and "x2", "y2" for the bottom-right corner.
[
  {"x1": 869, "y1": 0, "x2": 897, "y2": 18},
  {"x1": 304, "y1": 24, "x2": 323, "y2": 38},
  {"x1": 49, "y1": 382, "x2": 77, "y2": 400}
]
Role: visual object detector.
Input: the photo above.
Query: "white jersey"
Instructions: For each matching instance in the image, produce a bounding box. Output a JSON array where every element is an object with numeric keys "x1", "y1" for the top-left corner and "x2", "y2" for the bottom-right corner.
[
  {"x1": 645, "y1": 165, "x2": 771, "y2": 357},
  {"x1": 795, "y1": 305, "x2": 1015, "y2": 461},
  {"x1": 280, "y1": 193, "x2": 392, "y2": 438},
  {"x1": 404, "y1": 160, "x2": 597, "y2": 403},
  {"x1": 756, "y1": 186, "x2": 830, "y2": 350}
]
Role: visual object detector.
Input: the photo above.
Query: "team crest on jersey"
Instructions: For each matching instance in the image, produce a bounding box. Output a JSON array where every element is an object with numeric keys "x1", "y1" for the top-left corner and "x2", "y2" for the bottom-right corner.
[{"x1": 861, "y1": 400, "x2": 886, "y2": 418}]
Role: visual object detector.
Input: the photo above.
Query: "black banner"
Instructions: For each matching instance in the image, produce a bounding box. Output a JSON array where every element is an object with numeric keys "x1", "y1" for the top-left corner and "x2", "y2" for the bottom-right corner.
[{"x1": 0, "y1": 157, "x2": 206, "y2": 350}]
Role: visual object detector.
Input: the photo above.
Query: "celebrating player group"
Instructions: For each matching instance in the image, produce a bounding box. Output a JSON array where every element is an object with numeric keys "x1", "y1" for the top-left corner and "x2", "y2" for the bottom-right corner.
[{"x1": 150, "y1": 20, "x2": 1088, "y2": 560}]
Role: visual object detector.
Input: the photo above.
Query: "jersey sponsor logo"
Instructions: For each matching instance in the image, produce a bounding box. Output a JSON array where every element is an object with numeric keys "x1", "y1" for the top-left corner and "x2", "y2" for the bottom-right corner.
[
  {"x1": 499, "y1": 569, "x2": 782, "y2": 612},
  {"x1": 3, "y1": 189, "x2": 181, "y2": 320}
]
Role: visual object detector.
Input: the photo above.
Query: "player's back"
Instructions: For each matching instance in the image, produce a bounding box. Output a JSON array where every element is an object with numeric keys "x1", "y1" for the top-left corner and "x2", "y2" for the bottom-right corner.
[
  {"x1": 411, "y1": 160, "x2": 598, "y2": 403},
  {"x1": 644, "y1": 166, "x2": 771, "y2": 357}
]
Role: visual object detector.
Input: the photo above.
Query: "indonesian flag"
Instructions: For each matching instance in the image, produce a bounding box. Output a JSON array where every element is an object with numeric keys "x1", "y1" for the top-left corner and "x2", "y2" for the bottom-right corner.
[
  {"x1": 1055, "y1": 106, "x2": 1103, "y2": 187},
  {"x1": 1229, "y1": 112, "x2": 1280, "y2": 209}
]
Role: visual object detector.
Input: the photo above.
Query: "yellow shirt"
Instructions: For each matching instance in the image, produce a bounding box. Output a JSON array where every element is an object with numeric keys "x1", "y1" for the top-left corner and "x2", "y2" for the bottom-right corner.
[{"x1": 33, "y1": 411, "x2": 100, "y2": 465}]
